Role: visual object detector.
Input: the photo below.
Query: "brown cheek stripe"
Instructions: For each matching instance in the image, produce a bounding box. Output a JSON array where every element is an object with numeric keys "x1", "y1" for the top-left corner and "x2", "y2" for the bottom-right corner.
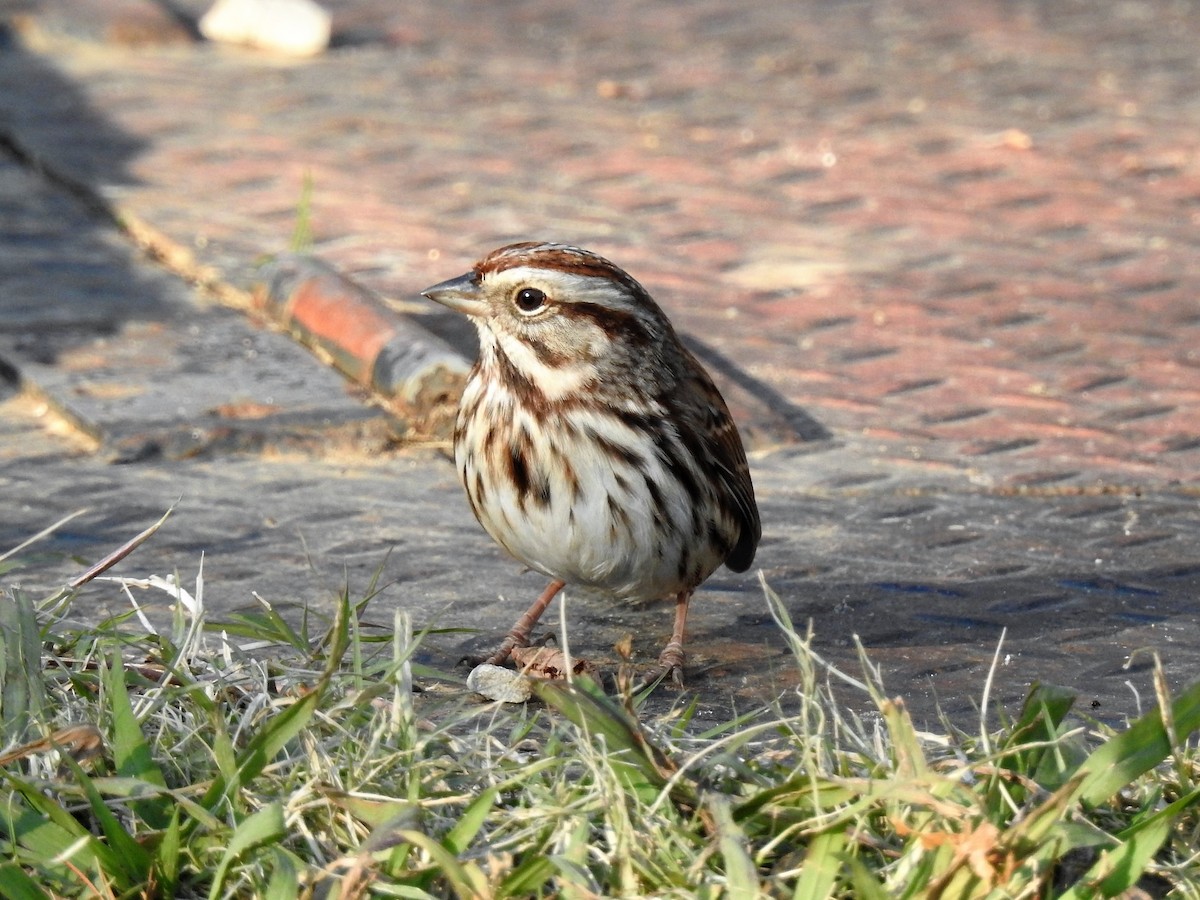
[
  {"x1": 563, "y1": 301, "x2": 648, "y2": 342},
  {"x1": 525, "y1": 333, "x2": 573, "y2": 369},
  {"x1": 492, "y1": 346, "x2": 547, "y2": 410}
]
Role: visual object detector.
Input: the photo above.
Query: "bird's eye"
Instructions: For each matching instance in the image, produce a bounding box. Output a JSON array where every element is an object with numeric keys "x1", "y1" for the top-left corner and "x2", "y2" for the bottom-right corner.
[{"x1": 514, "y1": 287, "x2": 548, "y2": 314}]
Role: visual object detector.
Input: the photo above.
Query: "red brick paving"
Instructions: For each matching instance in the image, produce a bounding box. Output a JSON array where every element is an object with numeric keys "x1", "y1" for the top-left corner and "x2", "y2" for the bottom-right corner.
[{"x1": 11, "y1": 0, "x2": 1196, "y2": 489}]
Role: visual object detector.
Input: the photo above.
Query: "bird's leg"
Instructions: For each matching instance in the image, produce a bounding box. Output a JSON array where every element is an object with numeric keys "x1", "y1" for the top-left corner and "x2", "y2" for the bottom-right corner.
[
  {"x1": 485, "y1": 579, "x2": 566, "y2": 666},
  {"x1": 658, "y1": 590, "x2": 691, "y2": 687}
]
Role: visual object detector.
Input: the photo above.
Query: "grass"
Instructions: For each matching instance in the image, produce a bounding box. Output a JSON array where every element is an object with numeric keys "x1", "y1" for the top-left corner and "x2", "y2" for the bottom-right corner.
[{"x1": 1, "y1": 514, "x2": 1198, "y2": 898}]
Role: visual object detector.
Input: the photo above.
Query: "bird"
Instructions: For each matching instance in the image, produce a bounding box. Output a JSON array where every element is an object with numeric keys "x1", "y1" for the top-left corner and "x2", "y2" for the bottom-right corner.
[{"x1": 422, "y1": 242, "x2": 760, "y2": 685}]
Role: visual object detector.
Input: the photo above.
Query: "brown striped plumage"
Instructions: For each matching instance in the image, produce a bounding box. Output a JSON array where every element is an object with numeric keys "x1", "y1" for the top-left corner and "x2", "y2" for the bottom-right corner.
[{"x1": 422, "y1": 242, "x2": 760, "y2": 684}]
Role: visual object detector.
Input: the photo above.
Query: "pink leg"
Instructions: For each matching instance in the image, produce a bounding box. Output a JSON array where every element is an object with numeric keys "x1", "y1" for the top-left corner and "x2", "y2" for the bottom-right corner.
[
  {"x1": 485, "y1": 579, "x2": 567, "y2": 666},
  {"x1": 658, "y1": 590, "x2": 691, "y2": 686}
]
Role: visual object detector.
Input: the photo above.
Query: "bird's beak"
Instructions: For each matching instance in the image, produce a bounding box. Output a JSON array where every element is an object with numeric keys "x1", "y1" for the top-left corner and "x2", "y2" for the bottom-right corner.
[{"x1": 421, "y1": 272, "x2": 487, "y2": 317}]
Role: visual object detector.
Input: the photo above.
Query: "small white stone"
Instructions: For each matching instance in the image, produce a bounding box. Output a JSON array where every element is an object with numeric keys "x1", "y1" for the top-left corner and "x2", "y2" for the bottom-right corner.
[
  {"x1": 466, "y1": 664, "x2": 533, "y2": 704},
  {"x1": 200, "y1": 0, "x2": 332, "y2": 57}
]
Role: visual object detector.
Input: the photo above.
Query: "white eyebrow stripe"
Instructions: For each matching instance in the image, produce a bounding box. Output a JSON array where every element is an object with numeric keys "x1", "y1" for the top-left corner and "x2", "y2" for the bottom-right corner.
[{"x1": 486, "y1": 266, "x2": 640, "y2": 311}]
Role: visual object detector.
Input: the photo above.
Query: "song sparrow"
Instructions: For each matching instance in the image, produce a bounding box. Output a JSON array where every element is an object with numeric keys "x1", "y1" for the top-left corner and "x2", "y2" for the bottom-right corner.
[{"x1": 422, "y1": 242, "x2": 760, "y2": 684}]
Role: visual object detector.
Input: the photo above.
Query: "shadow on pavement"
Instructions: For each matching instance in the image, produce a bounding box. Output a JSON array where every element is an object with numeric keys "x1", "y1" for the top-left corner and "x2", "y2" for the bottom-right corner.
[{"x1": 0, "y1": 27, "x2": 193, "y2": 363}]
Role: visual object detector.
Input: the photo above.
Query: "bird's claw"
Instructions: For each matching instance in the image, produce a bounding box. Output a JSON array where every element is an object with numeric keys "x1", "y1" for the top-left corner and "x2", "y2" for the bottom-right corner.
[{"x1": 658, "y1": 643, "x2": 686, "y2": 688}]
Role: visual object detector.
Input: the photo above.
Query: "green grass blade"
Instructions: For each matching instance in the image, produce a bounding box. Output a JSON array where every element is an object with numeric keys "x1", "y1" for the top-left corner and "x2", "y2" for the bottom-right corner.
[
  {"x1": 207, "y1": 802, "x2": 287, "y2": 900},
  {"x1": 0, "y1": 862, "x2": 51, "y2": 900},
  {"x1": 500, "y1": 853, "x2": 557, "y2": 897},
  {"x1": 0, "y1": 589, "x2": 49, "y2": 741},
  {"x1": 395, "y1": 829, "x2": 488, "y2": 898},
  {"x1": 10, "y1": 527, "x2": 1200, "y2": 900},
  {"x1": 993, "y1": 771, "x2": 1087, "y2": 863},
  {"x1": 3, "y1": 777, "x2": 114, "y2": 878},
  {"x1": 289, "y1": 171, "x2": 315, "y2": 252},
  {"x1": 264, "y1": 848, "x2": 301, "y2": 900},
  {"x1": 881, "y1": 697, "x2": 928, "y2": 779},
  {"x1": 996, "y1": 682, "x2": 1077, "y2": 792},
  {"x1": 102, "y1": 651, "x2": 169, "y2": 828},
  {"x1": 155, "y1": 806, "x2": 183, "y2": 898},
  {"x1": 208, "y1": 607, "x2": 307, "y2": 653},
  {"x1": 60, "y1": 755, "x2": 153, "y2": 887},
  {"x1": 443, "y1": 785, "x2": 498, "y2": 856},
  {"x1": 86, "y1": 776, "x2": 223, "y2": 831},
  {"x1": 1075, "y1": 679, "x2": 1200, "y2": 807},
  {"x1": 202, "y1": 683, "x2": 322, "y2": 810},
  {"x1": 1057, "y1": 785, "x2": 1200, "y2": 899},
  {"x1": 847, "y1": 856, "x2": 890, "y2": 900},
  {"x1": 1006, "y1": 682, "x2": 1076, "y2": 742},
  {"x1": 545, "y1": 819, "x2": 594, "y2": 898},
  {"x1": 236, "y1": 686, "x2": 321, "y2": 783},
  {"x1": 531, "y1": 676, "x2": 683, "y2": 804},
  {"x1": 708, "y1": 794, "x2": 760, "y2": 897},
  {"x1": 319, "y1": 588, "x2": 353, "y2": 678},
  {"x1": 205, "y1": 701, "x2": 241, "y2": 804},
  {"x1": 734, "y1": 774, "x2": 862, "y2": 827},
  {"x1": 792, "y1": 827, "x2": 846, "y2": 900}
]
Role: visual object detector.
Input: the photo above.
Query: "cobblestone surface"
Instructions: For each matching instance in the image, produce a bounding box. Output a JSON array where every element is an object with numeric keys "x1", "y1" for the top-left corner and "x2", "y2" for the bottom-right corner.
[{"x1": 1, "y1": 0, "x2": 1198, "y2": 725}]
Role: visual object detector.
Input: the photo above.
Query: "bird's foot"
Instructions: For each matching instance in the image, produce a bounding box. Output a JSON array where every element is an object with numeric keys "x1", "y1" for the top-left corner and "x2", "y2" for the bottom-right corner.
[
  {"x1": 456, "y1": 639, "x2": 521, "y2": 669},
  {"x1": 480, "y1": 579, "x2": 567, "y2": 668},
  {"x1": 482, "y1": 637, "x2": 522, "y2": 667},
  {"x1": 657, "y1": 642, "x2": 686, "y2": 688},
  {"x1": 481, "y1": 630, "x2": 557, "y2": 667}
]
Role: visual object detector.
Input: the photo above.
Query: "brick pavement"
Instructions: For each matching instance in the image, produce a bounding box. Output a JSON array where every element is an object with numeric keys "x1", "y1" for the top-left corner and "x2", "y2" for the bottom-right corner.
[
  {"x1": 10, "y1": 0, "x2": 1200, "y2": 484},
  {"x1": 1, "y1": 0, "x2": 1199, "y2": 725}
]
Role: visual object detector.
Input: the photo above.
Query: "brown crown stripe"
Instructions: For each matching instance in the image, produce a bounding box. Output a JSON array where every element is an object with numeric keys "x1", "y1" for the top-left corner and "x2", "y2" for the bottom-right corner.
[{"x1": 476, "y1": 243, "x2": 647, "y2": 299}]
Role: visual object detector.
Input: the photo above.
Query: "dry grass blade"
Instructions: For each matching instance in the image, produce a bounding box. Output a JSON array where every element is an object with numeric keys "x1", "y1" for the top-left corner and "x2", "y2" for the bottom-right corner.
[
  {"x1": 0, "y1": 508, "x2": 89, "y2": 566},
  {"x1": 0, "y1": 724, "x2": 105, "y2": 767},
  {"x1": 69, "y1": 505, "x2": 175, "y2": 588}
]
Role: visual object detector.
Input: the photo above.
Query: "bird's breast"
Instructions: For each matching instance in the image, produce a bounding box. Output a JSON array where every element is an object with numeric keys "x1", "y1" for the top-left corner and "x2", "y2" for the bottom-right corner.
[{"x1": 455, "y1": 378, "x2": 734, "y2": 600}]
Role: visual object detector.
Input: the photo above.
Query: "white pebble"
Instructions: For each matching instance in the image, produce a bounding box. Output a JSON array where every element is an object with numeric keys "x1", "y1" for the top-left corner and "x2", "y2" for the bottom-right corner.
[
  {"x1": 200, "y1": 0, "x2": 332, "y2": 57},
  {"x1": 466, "y1": 664, "x2": 533, "y2": 704}
]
